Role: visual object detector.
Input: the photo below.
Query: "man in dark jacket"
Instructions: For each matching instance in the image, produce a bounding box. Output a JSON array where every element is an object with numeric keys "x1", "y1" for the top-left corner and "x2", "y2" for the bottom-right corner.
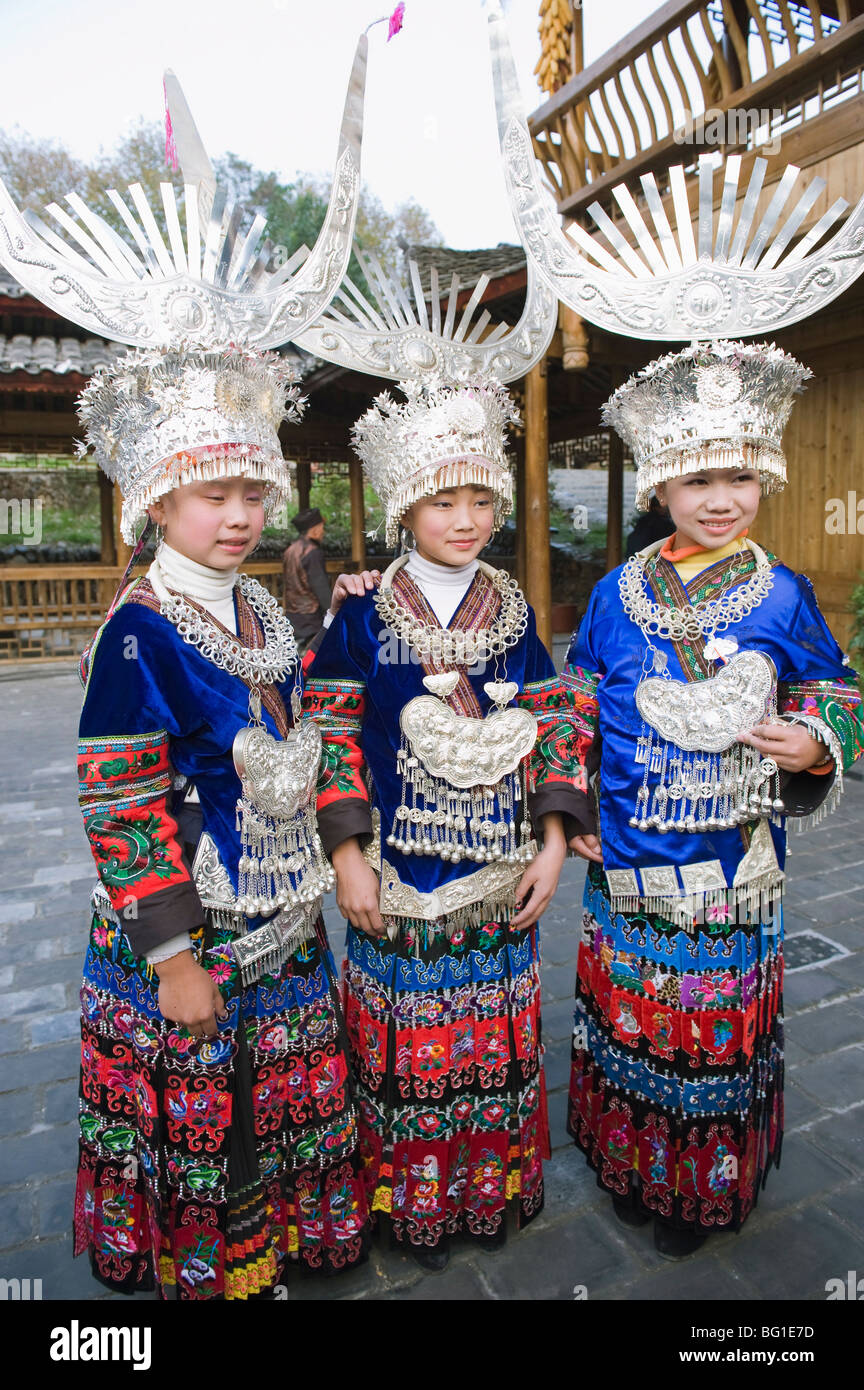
[{"x1": 282, "y1": 507, "x2": 332, "y2": 652}]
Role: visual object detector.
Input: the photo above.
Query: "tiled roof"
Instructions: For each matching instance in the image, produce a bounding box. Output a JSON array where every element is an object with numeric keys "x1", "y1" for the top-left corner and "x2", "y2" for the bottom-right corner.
[
  {"x1": 0, "y1": 267, "x2": 29, "y2": 300},
  {"x1": 405, "y1": 244, "x2": 526, "y2": 295},
  {"x1": 0, "y1": 335, "x2": 124, "y2": 376}
]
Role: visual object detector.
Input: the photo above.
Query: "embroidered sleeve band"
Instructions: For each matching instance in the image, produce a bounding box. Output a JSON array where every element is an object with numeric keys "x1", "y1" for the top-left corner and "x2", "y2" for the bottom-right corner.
[
  {"x1": 516, "y1": 676, "x2": 596, "y2": 838},
  {"x1": 78, "y1": 729, "x2": 204, "y2": 955},
  {"x1": 780, "y1": 679, "x2": 864, "y2": 773},
  {"x1": 302, "y1": 678, "x2": 372, "y2": 854}
]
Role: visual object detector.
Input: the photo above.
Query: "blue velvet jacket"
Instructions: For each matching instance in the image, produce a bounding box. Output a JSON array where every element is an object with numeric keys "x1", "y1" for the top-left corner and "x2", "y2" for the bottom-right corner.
[
  {"x1": 563, "y1": 547, "x2": 864, "y2": 910},
  {"x1": 303, "y1": 566, "x2": 588, "y2": 915},
  {"x1": 77, "y1": 578, "x2": 300, "y2": 955}
]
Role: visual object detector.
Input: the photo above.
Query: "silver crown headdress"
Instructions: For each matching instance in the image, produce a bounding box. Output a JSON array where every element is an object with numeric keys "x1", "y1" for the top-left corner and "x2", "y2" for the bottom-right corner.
[
  {"x1": 291, "y1": 174, "x2": 557, "y2": 533},
  {"x1": 603, "y1": 340, "x2": 811, "y2": 510},
  {"x1": 0, "y1": 42, "x2": 368, "y2": 538},
  {"x1": 487, "y1": 7, "x2": 864, "y2": 508},
  {"x1": 78, "y1": 344, "x2": 306, "y2": 530},
  {"x1": 353, "y1": 375, "x2": 520, "y2": 543}
]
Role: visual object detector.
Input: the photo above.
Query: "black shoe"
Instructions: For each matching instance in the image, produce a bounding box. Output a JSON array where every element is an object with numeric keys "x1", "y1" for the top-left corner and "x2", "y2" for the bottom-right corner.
[
  {"x1": 653, "y1": 1220, "x2": 707, "y2": 1259},
  {"x1": 476, "y1": 1223, "x2": 508, "y2": 1253},
  {"x1": 612, "y1": 1194, "x2": 651, "y2": 1228},
  {"x1": 409, "y1": 1238, "x2": 450, "y2": 1273}
]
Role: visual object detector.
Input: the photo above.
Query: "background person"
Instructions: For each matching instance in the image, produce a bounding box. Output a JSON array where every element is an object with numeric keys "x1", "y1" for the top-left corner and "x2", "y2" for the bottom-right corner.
[{"x1": 282, "y1": 507, "x2": 332, "y2": 652}]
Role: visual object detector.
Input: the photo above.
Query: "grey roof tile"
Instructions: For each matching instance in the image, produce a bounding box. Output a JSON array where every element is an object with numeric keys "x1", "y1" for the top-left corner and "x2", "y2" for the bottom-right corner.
[
  {"x1": 0, "y1": 267, "x2": 29, "y2": 299},
  {"x1": 405, "y1": 243, "x2": 526, "y2": 295},
  {"x1": 0, "y1": 334, "x2": 124, "y2": 376}
]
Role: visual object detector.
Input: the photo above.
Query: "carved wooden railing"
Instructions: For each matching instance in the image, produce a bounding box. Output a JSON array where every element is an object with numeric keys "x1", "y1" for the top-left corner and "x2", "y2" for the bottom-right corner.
[
  {"x1": 529, "y1": 0, "x2": 864, "y2": 219},
  {"x1": 0, "y1": 561, "x2": 284, "y2": 662}
]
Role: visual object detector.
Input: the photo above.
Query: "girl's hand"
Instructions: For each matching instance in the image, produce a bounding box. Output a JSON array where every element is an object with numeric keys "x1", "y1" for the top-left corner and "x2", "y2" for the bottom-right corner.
[
  {"x1": 739, "y1": 721, "x2": 830, "y2": 773},
  {"x1": 511, "y1": 835, "x2": 567, "y2": 930},
  {"x1": 328, "y1": 569, "x2": 382, "y2": 617},
  {"x1": 569, "y1": 833, "x2": 603, "y2": 863},
  {"x1": 154, "y1": 951, "x2": 226, "y2": 1037},
  {"x1": 331, "y1": 839, "x2": 387, "y2": 937}
]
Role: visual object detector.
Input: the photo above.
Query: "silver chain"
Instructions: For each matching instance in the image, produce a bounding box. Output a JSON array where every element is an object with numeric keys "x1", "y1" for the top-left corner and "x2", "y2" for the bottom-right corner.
[
  {"x1": 619, "y1": 537, "x2": 774, "y2": 642},
  {"x1": 374, "y1": 556, "x2": 529, "y2": 666},
  {"x1": 154, "y1": 572, "x2": 300, "y2": 685}
]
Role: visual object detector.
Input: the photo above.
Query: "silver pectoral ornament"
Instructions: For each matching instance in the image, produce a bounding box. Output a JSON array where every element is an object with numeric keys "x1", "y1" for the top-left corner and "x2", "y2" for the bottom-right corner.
[
  {"x1": 630, "y1": 650, "x2": 785, "y2": 833},
  {"x1": 232, "y1": 687, "x2": 334, "y2": 916},
  {"x1": 386, "y1": 672, "x2": 537, "y2": 867}
]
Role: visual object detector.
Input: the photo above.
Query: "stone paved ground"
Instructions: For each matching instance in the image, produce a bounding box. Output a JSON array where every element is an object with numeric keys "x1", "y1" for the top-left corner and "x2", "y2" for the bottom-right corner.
[{"x1": 1, "y1": 662, "x2": 863, "y2": 1302}]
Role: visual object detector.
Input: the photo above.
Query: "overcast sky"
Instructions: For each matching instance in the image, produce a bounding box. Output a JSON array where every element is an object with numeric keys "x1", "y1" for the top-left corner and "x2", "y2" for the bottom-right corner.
[{"x1": 1, "y1": 0, "x2": 650, "y2": 248}]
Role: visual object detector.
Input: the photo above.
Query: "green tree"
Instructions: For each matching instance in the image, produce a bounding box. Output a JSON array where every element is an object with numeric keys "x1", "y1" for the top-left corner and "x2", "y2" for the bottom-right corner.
[
  {"x1": 0, "y1": 126, "x2": 443, "y2": 280},
  {"x1": 0, "y1": 128, "x2": 89, "y2": 211}
]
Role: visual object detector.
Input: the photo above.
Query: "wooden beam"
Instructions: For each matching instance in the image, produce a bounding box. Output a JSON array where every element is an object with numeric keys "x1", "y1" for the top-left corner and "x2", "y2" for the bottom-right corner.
[
  {"x1": 524, "y1": 358, "x2": 552, "y2": 651},
  {"x1": 98, "y1": 470, "x2": 116, "y2": 566},
  {"x1": 560, "y1": 305, "x2": 590, "y2": 371},
  {"x1": 349, "y1": 457, "x2": 366, "y2": 569},
  {"x1": 514, "y1": 444, "x2": 527, "y2": 592},
  {"x1": 605, "y1": 427, "x2": 624, "y2": 572}
]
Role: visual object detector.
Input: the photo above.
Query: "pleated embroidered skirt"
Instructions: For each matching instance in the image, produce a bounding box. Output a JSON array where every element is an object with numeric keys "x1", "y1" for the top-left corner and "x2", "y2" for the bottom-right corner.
[
  {"x1": 343, "y1": 916, "x2": 550, "y2": 1248},
  {"x1": 568, "y1": 864, "x2": 783, "y2": 1230},
  {"x1": 74, "y1": 913, "x2": 369, "y2": 1299}
]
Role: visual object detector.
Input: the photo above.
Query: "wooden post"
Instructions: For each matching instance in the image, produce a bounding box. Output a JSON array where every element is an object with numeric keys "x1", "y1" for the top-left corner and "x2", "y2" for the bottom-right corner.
[
  {"x1": 560, "y1": 305, "x2": 589, "y2": 372},
  {"x1": 98, "y1": 470, "x2": 116, "y2": 565},
  {"x1": 514, "y1": 444, "x2": 527, "y2": 592},
  {"x1": 296, "y1": 460, "x2": 312, "y2": 512},
  {"x1": 524, "y1": 358, "x2": 552, "y2": 651},
  {"x1": 571, "y1": 1, "x2": 583, "y2": 76},
  {"x1": 348, "y1": 457, "x2": 366, "y2": 570},
  {"x1": 605, "y1": 427, "x2": 624, "y2": 572}
]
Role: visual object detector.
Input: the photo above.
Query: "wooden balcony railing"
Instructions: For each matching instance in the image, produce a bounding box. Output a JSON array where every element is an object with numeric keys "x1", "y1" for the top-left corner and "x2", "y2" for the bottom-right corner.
[
  {"x1": 529, "y1": 0, "x2": 864, "y2": 220},
  {"x1": 0, "y1": 561, "x2": 284, "y2": 663},
  {"x1": 0, "y1": 555, "x2": 380, "y2": 663}
]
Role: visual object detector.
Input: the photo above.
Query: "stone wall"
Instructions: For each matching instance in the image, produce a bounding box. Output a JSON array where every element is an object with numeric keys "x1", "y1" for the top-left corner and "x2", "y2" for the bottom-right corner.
[{"x1": 0, "y1": 467, "x2": 100, "y2": 511}]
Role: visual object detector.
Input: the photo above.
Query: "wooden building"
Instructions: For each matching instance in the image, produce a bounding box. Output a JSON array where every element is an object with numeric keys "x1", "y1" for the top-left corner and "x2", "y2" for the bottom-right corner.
[
  {"x1": 527, "y1": 0, "x2": 864, "y2": 644},
  {"x1": 0, "y1": 249, "x2": 568, "y2": 657},
  {"x1": 3, "y1": 0, "x2": 863, "y2": 657}
]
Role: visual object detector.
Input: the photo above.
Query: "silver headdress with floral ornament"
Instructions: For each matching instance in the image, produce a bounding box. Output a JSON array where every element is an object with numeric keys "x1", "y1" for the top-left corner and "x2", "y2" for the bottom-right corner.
[
  {"x1": 352, "y1": 374, "x2": 520, "y2": 543},
  {"x1": 0, "y1": 41, "x2": 369, "y2": 539},
  {"x1": 486, "y1": 4, "x2": 864, "y2": 509},
  {"x1": 292, "y1": 206, "x2": 557, "y2": 537},
  {"x1": 77, "y1": 344, "x2": 306, "y2": 535},
  {"x1": 604, "y1": 339, "x2": 812, "y2": 510}
]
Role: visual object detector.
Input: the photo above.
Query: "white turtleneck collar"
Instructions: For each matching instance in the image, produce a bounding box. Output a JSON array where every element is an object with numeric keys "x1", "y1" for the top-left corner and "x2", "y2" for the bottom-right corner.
[
  {"x1": 156, "y1": 542, "x2": 238, "y2": 603},
  {"x1": 150, "y1": 542, "x2": 238, "y2": 633},
  {"x1": 404, "y1": 548, "x2": 479, "y2": 627}
]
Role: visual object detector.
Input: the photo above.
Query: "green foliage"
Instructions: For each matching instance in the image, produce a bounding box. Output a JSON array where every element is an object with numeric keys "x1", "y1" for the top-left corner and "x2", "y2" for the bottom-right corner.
[
  {"x1": 263, "y1": 472, "x2": 386, "y2": 557},
  {"x1": 38, "y1": 504, "x2": 100, "y2": 546},
  {"x1": 0, "y1": 125, "x2": 442, "y2": 279},
  {"x1": 259, "y1": 172, "x2": 443, "y2": 292},
  {"x1": 0, "y1": 454, "x2": 85, "y2": 469},
  {"x1": 849, "y1": 574, "x2": 864, "y2": 664},
  {"x1": 547, "y1": 501, "x2": 606, "y2": 557}
]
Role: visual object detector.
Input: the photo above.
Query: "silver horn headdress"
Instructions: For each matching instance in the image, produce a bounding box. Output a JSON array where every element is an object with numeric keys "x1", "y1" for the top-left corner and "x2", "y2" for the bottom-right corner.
[
  {"x1": 487, "y1": 9, "x2": 864, "y2": 344},
  {"x1": 0, "y1": 42, "x2": 368, "y2": 539},
  {"x1": 292, "y1": 147, "x2": 558, "y2": 537},
  {"x1": 487, "y1": 6, "x2": 864, "y2": 511},
  {"x1": 0, "y1": 44, "x2": 367, "y2": 351}
]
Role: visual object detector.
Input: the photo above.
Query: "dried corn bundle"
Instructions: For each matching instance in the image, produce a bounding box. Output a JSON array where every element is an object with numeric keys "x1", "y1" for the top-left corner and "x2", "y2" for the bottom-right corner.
[{"x1": 535, "y1": 0, "x2": 574, "y2": 95}]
